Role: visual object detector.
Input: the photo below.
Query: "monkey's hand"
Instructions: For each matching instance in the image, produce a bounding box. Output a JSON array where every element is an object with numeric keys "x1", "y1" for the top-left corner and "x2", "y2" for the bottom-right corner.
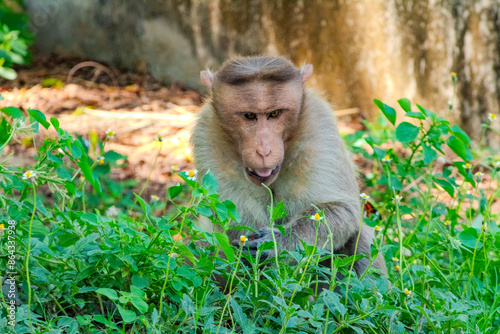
[{"x1": 239, "y1": 227, "x2": 285, "y2": 263}]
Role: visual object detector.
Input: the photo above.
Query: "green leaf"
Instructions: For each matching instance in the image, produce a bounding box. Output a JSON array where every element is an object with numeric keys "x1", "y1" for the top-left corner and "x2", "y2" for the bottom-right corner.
[
  {"x1": 134, "y1": 193, "x2": 151, "y2": 215},
  {"x1": 117, "y1": 305, "x2": 136, "y2": 323},
  {"x1": 433, "y1": 178, "x2": 455, "y2": 197},
  {"x1": 50, "y1": 117, "x2": 60, "y2": 131},
  {"x1": 374, "y1": 99, "x2": 396, "y2": 126},
  {"x1": 215, "y1": 232, "x2": 235, "y2": 262},
  {"x1": 202, "y1": 171, "x2": 219, "y2": 195},
  {"x1": 223, "y1": 200, "x2": 241, "y2": 223},
  {"x1": 447, "y1": 136, "x2": 473, "y2": 161},
  {"x1": 195, "y1": 203, "x2": 212, "y2": 218},
  {"x1": 168, "y1": 183, "x2": 182, "y2": 200},
  {"x1": 214, "y1": 202, "x2": 228, "y2": 221},
  {"x1": 0, "y1": 66, "x2": 17, "y2": 80},
  {"x1": 131, "y1": 275, "x2": 149, "y2": 289},
  {"x1": 131, "y1": 297, "x2": 148, "y2": 314},
  {"x1": 405, "y1": 111, "x2": 425, "y2": 120},
  {"x1": 423, "y1": 144, "x2": 437, "y2": 164},
  {"x1": 395, "y1": 122, "x2": 419, "y2": 143},
  {"x1": 397, "y1": 98, "x2": 412, "y2": 112},
  {"x1": 458, "y1": 228, "x2": 482, "y2": 249},
  {"x1": 96, "y1": 288, "x2": 118, "y2": 300},
  {"x1": 1, "y1": 106, "x2": 24, "y2": 119},
  {"x1": 70, "y1": 143, "x2": 83, "y2": 159},
  {"x1": 28, "y1": 109, "x2": 51, "y2": 129},
  {"x1": 271, "y1": 201, "x2": 286, "y2": 222},
  {"x1": 451, "y1": 124, "x2": 471, "y2": 146},
  {"x1": 231, "y1": 297, "x2": 248, "y2": 327},
  {"x1": 176, "y1": 243, "x2": 197, "y2": 265}
]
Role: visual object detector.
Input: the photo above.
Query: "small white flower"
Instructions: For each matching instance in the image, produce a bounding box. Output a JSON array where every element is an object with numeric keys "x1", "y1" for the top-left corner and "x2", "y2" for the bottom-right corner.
[
  {"x1": 106, "y1": 129, "x2": 115, "y2": 139},
  {"x1": 374, "y1": 225, "x2": 381, "y2": 233},
  {"x1": 495, "y1": 161, "x2": 500, "y2": 169},
  {"x1": 488, "y1": 113, "x2": 496, "y2": 122},
  {"x1": 475, "y1": 171, "x2": 484, "y2": 182},
  {"x1": 310, "y1": 213, "x2": 322, "y2": 222},
  {"x1": 404, "y1": 288, "x2": 412, "y2": 297},
  {"x1": 392, "y1": 257, "x2": 399, "y2": 263},
  {"x1": 22, "y1": 170, "x2": 37, "y2": 180},
  {"x1": 154, "y1": 133, "x2": 163, "y2": 142},
  {"x1": 171, "y1": 165, "x2": 179, "y2": 172},
  {"x1": 462, "y1": 163, "x2": 471, "y2": 173},
  {"x1": 240, "y1": 235, "x2": 247, "y2": 245},
  {"x1": 444, "y1": 220, "x2": 451, "y2": 226},
  {"x1": 151, "y1": 195, "x2": 159, "y2": 201},
  {"x1": 97, "y1": 155, "x2": 105, "y2": 165},
  {"x1": 105, "y1": 205, "x2": 120, "y2": 217},
  {"x1": 360, "y1": 193, "x2": 370, "y2": 200},
  {"x1": 393, "y1": 194, "x2": 402, "y2": 206},
  {"x1": 187, "y1": 169, "x2": 198, "y2": 181},
  {"x1": 447, "y1": 101, "x2": 452, "y2": 106},
  {"x1": 381, "y1": 154, "x2": 392, "y2": 163}
]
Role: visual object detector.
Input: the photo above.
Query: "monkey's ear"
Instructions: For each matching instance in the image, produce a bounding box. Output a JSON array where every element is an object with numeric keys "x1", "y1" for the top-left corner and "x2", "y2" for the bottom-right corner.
[
  {"x1": 200, "y1": 70, "x2": 214, "y2": 89},
  {"x1": 300, "y1": 64, "x2": 313, "y2": 83}
]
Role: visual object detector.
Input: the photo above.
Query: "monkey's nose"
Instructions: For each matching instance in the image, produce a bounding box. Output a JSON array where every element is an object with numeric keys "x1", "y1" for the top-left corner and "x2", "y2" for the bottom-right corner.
[{"x1": 257, "y1": 146, "x2": 271, "y2": 158}]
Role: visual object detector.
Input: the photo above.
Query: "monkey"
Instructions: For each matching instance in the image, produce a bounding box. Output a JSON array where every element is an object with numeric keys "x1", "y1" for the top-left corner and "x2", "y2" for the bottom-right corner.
[{"x1": 191, "y1": 56, "x2": 386, "y2": 277}]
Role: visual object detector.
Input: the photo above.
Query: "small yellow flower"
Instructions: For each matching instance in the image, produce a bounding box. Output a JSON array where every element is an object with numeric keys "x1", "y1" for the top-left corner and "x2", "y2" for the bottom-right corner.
[
  {"x1": 240, "y1": 235, "x2": 247, "y2": 243},
  {"x1": 310, "y1": 213, "x2": 321, "y2": 222},
  {"x1": 22, "y1": 170, "x2": 37, "y2": 180},
  {"x1": 381, "y1": 154, "x2": 392, "y2": 163},
  {"x1": 155, "y1": 133, "x2": 163, "y2": 142},
  {"x1": 392, "y1": 257, "x2": 398, "y2": 262},
  {"x1": 360, "y1": 193, "x2": 370, "y2": 203},
  {"x1": 0, "y1": 224, "x2": 4, "y2": 229},
  {"x1": 187, "y1": 169, "x2": 198, "y2": 181},
  {"x1": 404, "y1": 288, "x2": 412, "y2": 297},
  {"x1": 444, "y1": 220, "x2": 451, "y2": 226},
  {"x1": 475, "y1": 171, "x2": 484, "y2": 182},
  {"x1": 451, "y1": 72, "x2": 457, "y2": 78},
  {"x1": 97, "y1": 155, "x2": 105, "y2": 165},
  {"x1": 395, "y1": 265, "x2": 401, "y2": 271},
  {"x1": 374, "y1": 225, "x2": 380, "y2": 233},
  {"x1": 106, "y1": 129, "x2": 115, "y2": 139},
  {"x1": 463, "y1": 163, "x2": 471, "y2": 173},
  {"x1": 171, "y1": 165, "x2": 179, "y2": 172},
  {"x1": 488, "y1": 113, "x2": 496, "y2": 122},
  {"x1": 393, "y1": 194, "x2": 402, "y2": 206},
  {"x1": 151, "y1": 195, "x2": 159, "y2": 201}
]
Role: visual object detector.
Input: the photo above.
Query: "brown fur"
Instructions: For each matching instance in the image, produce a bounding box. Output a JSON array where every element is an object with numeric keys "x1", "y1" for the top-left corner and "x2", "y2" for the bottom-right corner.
[{"x1": 191, "y1": 56, "x2": 386, "y2": 277}]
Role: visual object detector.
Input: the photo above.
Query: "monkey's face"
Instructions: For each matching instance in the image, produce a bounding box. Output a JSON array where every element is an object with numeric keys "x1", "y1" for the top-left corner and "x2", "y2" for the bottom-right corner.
[{"x1": 214, "y1": 80, "x2": 303, "y2": 186}]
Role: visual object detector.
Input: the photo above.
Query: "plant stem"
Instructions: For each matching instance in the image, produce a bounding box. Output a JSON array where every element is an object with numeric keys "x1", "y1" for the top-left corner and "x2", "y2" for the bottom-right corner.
[{"x1": 26, "y1": 184, "x2": 37, "y2": 332}]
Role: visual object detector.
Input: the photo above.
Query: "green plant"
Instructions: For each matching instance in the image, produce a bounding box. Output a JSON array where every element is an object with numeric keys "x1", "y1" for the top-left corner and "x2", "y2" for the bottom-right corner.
[
  {"x1": 0, "y1": 89, "x2": 499, "y2": 333},
  {"x1": 0, "y1": 1, "x2": 32, "y2": 80}
]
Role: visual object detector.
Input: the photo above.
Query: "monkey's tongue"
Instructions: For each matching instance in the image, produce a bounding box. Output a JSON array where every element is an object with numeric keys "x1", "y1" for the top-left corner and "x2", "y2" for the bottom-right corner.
[{"x1": 254, "y1": 169, "x2": 273, "y2": 178}]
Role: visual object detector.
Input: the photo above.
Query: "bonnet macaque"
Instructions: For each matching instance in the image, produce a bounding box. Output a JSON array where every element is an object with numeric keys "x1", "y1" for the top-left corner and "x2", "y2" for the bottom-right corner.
[{"x1": 191, "y1": 56, "x2": 385, "y2": 276}]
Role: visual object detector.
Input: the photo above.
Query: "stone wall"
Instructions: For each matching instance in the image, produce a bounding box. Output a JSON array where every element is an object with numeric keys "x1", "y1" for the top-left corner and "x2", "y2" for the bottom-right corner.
[{"x1": 25, "y1": 0, "x2": 500, "y2": 142}]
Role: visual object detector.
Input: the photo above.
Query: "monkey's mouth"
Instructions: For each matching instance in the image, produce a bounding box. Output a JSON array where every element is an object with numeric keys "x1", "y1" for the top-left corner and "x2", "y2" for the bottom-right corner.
[{"x1": 245, "y1": 165, "x2": 280, "y2": 182}]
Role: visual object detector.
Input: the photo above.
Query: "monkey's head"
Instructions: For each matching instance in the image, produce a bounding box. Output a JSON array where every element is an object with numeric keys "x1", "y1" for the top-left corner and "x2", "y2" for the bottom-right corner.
[{"x1": 200, "y1": 57, "x2": 313, "y2": 186}]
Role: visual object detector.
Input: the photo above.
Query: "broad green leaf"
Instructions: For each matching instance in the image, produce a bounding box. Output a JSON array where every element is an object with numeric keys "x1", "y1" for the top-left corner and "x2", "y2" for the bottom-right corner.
[
  {"x1": 131, "y1": 297, "x2": 148, "y2": 314},
  {"x1": 214, "y1": 202, "x2": 228, "y2": 221},
  {"x1": 395, "y1": 122, "x2": 419, "y2": 143},
  {"x1": 458, "y1": 228, "x2": 482, "y2": 249},
  {"x1": 50, "y1": 117, "x2": 60, "y2": 130},
  {"x1": 451, "y1": 124, "x2": 471, "y2": 146},
  {"x1": 374, "y1": 99, "x2": 396, "y2": 126},
  {"x1": 1, "y1": 106, "x2": 24, "y2": 119},
  {"x1": 215, "y1": 232, "x2": 235, "y2": 262},
  {"x1": 433, "y1": 178, "x2": 455, "y2": 197},
  {"x1": 176, "y1": 243, "x2": 197, "y2": 265},
  {"x1": 117, "y1": 305, "x2": 136, "y2": 323},
  {"x1": 28, "y1": 109, "x2": 51, "y2": 129},
  {"x1": 223, "y1": 200, "x2": 241, "y2": 223},
  {"x1": 168, "y1": 183, "x2": 183, "y2": 200},
  {"x1": 405, "y1": 111, "x2": 425, "y2": 120},
  {"x1": 131, "y1": 275, "x2": 149, "y2": 289},
  {"x1": 447, "y1": 136, "x2": 473, "y2": 161},
  {"x1": 397, "y1": 98, "x2": 412, "y2": 112},
  {"x1": 423, "y1": 144, "x2": 437, "y2": 164},
  {"x1": 202, "y1": 171, "x2": 219, "y2": 195},
  {"x1": 271, "y1": 201, "x2": 286, "y2": 222},
  {"x1": 96, "y1": 288, "x2": 118, "y2": 300},
  {"x1": 231, "y1": 297, "x2": 248, "y2": 327},
  {"x1": 195, "y1": 203, "x2": 213, "y2": 217}
]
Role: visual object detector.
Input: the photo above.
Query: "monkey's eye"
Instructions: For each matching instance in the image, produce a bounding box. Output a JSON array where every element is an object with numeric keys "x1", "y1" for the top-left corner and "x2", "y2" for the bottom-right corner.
[
  {"x1": 244, "y1": 113, "x2": 257, "y2": 120},
  {"x1": 268, "y1": 109, "x2": 283, "y2": 119}
]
